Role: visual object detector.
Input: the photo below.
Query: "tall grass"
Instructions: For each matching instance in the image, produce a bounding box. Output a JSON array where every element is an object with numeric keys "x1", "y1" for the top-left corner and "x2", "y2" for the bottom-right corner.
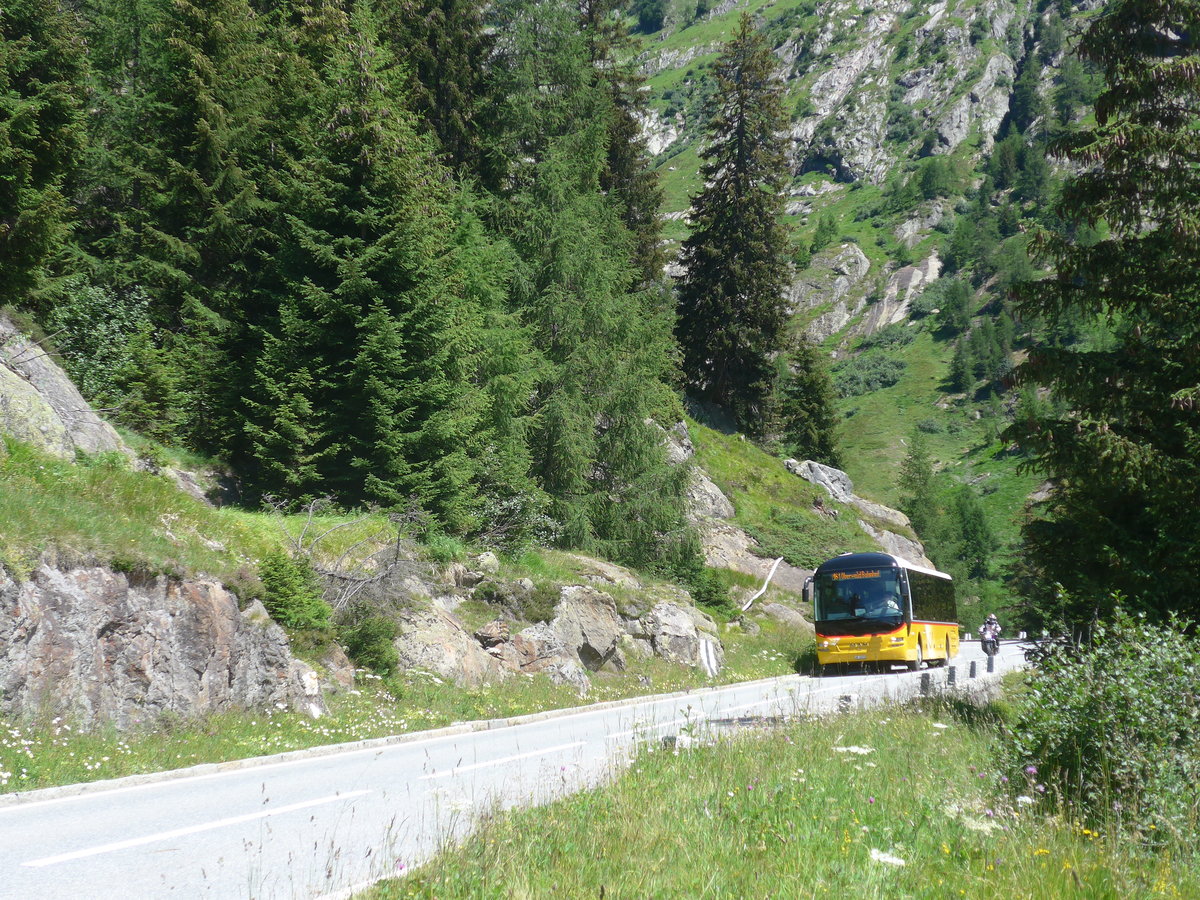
[{"x1": 365, "y1": 705, "x2": 1198, "y2": 899}]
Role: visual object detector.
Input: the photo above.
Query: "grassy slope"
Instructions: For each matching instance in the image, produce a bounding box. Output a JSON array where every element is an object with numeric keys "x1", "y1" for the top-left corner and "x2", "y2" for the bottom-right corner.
[{"x1": 691, "y1": 418, "x2": 880, "y2": 570}]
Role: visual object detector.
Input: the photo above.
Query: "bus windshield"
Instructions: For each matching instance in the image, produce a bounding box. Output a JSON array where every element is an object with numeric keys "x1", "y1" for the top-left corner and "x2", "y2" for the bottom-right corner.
[{"x1": 813, "y1": 567, "x2": 905, "y2": 622}]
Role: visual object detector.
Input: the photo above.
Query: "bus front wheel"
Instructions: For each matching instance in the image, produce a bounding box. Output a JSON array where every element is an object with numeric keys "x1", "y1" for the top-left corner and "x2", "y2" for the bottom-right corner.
[{"x1": 908, "y1": 643, "x2": 923, "y2": 672}]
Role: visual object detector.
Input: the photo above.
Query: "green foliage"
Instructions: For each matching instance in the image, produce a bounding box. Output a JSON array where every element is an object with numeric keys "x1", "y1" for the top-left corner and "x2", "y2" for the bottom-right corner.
[
  {"x1": 951, "y1": 485, "x2": 996, "y2": 579},
  {"x1": 1007, "y1": 609, "x2": 1200, "y2": 841},
  {"x1": 684, "y1": 565, "x2": 736, "y2": 618},
  {"x1": 897, "y1": 427, "x2": 936, "y2": 536},
  {"x1": 927, "y1": 276, "x2": 973, "y2": 335},
  {"x1": 257, "y1": 549, "x2": 331, "y2": 631},
  {"x1": 339, "y1": 614, "x2": 399, "y2": 675},
  {"x1": 0, "y1": 0, "x2": 85, "y2": 310},
  {"x1": 424, "y1": 533, "x2": 466, "y2": 564},
  {"x1": 832, "y1": 353, "x2": 905, "y2": 397},
  {"x1": 1008, "y1": 0, "x2": 1200, "y2": 627},
  {"x1": 770, "y1": 335, "x2": 841, "y2": 467},
  {"x1": 858, "y1": 323, "x2": 915, "y2": 351},
  {"x1": 808, "y1": 211, "x2": 838, "y2": 255},
  {"x1": 44, "y1": 277, "x2": 152, "y2": 406}
]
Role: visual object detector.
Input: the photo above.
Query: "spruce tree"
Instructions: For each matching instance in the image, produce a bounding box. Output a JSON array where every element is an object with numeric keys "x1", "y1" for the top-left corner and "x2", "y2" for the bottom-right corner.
[
  {"x1": 484, "y1": 0, "x2": 694, "y2": 571},
  {"x1": 1008, "y1": 0, "x2": 1200, "y2": 624},
  {"x1": 76, "y1": 0, "x2": 273, "y2": 444},
  {"x1": 579, "y1": 0, "x2": 667, "y2": 288},
  {"x1": 243, "y1": 0, "x2": 483, "y2": 528},
  {"x1": 675, "y1": 13, "x2": 791, "y2": 435},
  {"x1": 952, "y1": 486, "x2": 995, "y2": 580},
  {"x1": 772, "y1": 336, "x2": 841, "y2": 467},
  {"x1": 373, "y1": 0, "x2": 494, "y2": 175},
  {"x1": 0, "y1": 0, "x2": 85, "y2": 310},
  {"x1": 898, "y1": 428, "x2": 937, "y2": 539}
]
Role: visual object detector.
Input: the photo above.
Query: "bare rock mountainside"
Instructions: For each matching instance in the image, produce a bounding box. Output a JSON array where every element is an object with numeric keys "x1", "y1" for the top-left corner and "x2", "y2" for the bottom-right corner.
[{"x1": 645, "y1": 0, "x2": 1096, "y2": 347}]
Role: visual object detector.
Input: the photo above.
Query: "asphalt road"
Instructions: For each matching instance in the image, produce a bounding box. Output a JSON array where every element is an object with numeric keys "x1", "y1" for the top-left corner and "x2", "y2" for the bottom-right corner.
[{"x1": 0, "y1": 640, "x2": 1024, "y2": 899}]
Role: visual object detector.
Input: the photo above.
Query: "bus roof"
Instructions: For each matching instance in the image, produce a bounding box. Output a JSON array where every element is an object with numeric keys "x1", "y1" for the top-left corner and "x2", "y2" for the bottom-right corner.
[{"x1": 813, "y1": 551, "x2": 952, "y2": 582}]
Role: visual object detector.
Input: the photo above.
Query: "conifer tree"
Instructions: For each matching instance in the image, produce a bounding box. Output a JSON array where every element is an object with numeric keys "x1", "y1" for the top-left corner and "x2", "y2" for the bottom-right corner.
[
  {"x1": 484, "y1": 0, "x2": 693, "y2": 570},
  {"x1": 76, "y1": 0, "x2": 273, "y2": 443},
  {"x1": 579, "y1": 0, "x2": 667, "y2": 288},
  {"x1": 373, "y1": 0, "x2": 494, "y2": 175},
  {"x1": 772, "y1": 336, "x2": 841, "y2": 467},
  {"x1": 243, "y1": 0, "x2": 483, "y2": 529},
  {"x1": 952, "y1": 486, "x2": 995, "y2": 580},
  {"x1": 675, "y1": 13, "x2": 790, "y2": 435},
  {"x1": 0, "y1": 0, "x2": 85, "y2": 310},
  {"x1": 898, "y1": 428, "x2": 937, "y2": 539},
  {"x1": 1009, "y1": 0, "x2": 1200, "y2": 623}
]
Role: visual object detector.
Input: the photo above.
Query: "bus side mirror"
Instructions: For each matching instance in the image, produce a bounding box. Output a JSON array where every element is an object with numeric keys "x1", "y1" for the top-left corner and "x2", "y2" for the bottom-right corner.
[{"x1": 803, "y1": 576, "x2": 813, "y2": 605}]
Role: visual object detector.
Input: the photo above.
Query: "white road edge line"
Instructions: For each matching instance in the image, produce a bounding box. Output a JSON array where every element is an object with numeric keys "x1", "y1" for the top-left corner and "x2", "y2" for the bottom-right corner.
[
  {"x1": 21, "y1": 790, "x2": 372, "y2": 868},
  {"x1": 418, "y1": 742, "x2": 585, "y2": 780}
]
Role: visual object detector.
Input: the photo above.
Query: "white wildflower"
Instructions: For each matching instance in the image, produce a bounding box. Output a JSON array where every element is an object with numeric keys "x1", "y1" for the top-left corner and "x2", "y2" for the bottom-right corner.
[{"x1": 870, "y1": 848, "x2": 906, "y2": 866}]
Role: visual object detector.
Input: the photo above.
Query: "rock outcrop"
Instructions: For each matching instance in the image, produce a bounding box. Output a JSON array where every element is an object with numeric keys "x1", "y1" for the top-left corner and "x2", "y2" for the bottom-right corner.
[
  {"x1": 788, "y1": 459, "x2": 935, "y2": 568},
  {"x1": 0, "y1": 564, "x2": 322, "y2": 729},
  {"x1": 0, "y1": 315, "x2": 130, "y2": 460},
  {"x1": 860, "y1": 252, "x2": 942, "y2": 336},
  {"x1": 786, "y1": 243, "x2": 873, "y2": 343},
  {"x1": 393, "y1": 605, "x2": 511, "y2": 687}
]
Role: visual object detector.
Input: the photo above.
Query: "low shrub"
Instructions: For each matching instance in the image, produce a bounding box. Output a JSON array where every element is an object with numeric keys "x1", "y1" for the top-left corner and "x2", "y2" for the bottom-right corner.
[
  {"x1": 258, "y1": 550, "x2": 331, "y2": 630},
  {"x1": 341, "y1": 615, "x2": 400, "y2": 675},
  {"x1": 858, "y1": 323, "x2": 915, "y2": 351},
  {"x1": 1004, "y1": 608, "x2": 1200, "y2": 845}
]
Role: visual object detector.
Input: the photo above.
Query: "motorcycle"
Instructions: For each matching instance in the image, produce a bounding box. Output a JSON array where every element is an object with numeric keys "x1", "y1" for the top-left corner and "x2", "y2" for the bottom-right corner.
[{"x1": 981, "y1": 635, "x2": 999, "y2": 657}]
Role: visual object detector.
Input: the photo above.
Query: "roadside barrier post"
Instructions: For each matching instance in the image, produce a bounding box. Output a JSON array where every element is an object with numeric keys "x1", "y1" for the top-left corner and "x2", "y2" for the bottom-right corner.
[
  {"x1": 986, "y1": 654, "x2": 995, "y2": 674},
  {"x1": 969, "y1": 660, "x2": 977, "y2": 679},
  {"x1": 920, "y1": 672, "x2": 931, "y2": 696},
  {"x1": 947, "y1": 666, "x2": 956, "y2": 686}
]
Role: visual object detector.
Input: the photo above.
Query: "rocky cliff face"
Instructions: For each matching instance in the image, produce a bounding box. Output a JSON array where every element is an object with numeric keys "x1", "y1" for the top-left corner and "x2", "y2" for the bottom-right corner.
[
  {"x1": 0, "y1": 563, "x2": 323, "y2": 729},
  {"x1": 644, "y1": 0, "x2": 1049, "y2": 344},
  {"x1": 648, "y1": 0, "x2": 1031, "y2": 183}
]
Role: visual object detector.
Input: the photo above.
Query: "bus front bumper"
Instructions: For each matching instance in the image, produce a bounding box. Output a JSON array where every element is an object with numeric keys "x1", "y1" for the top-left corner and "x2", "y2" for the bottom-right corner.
[{"x1": 817, "y1": 634, "x2": 912, "y2": 666}]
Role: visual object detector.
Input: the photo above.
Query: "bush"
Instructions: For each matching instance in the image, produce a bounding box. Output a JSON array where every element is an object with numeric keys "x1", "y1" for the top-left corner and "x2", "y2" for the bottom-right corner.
[
  {"x1": 687, "y1": 566, "x2": 737, "y2": 619},
  {"x1": 258, "y1": 550, "x2": 331, "y2": 630},
  {"x1": 43, "y1": 277, "x2": 152, "y2": 403},
  {"x1": 424, "y1": 533, "x2": 466, "y2": 564},
  {"x1": 1005, "y1": 608, "x2": 1200, "y2": 843},
  {"x1": 832, "y1": 354, "x2": 906, "y2": 397},
  {"x1": 858, "y1": 323, "x2": 915, "y2": 351}
]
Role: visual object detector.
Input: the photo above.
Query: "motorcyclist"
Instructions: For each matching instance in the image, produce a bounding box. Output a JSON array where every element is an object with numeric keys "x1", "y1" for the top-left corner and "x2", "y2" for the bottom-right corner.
[{"x1": 979, "y1": 613, "x2": 1001, "y2": 654}]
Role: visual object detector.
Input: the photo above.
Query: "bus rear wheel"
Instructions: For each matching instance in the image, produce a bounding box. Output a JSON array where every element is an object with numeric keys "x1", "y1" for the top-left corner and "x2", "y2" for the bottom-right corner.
[{"x1": 908, "y1": 643, "x2": 923, "y2": 671}]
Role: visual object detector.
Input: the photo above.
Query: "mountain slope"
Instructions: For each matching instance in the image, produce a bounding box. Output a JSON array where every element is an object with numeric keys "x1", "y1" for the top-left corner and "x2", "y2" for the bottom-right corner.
[{"x1": 638, "y1": 0, "x2": 1095, "y2": 609}]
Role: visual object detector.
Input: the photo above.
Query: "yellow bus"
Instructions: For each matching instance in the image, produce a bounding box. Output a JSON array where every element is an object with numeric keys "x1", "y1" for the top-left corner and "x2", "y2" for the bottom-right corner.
[{"x1": 807, "y1": 551, "x2": 958, "y2": 673}]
